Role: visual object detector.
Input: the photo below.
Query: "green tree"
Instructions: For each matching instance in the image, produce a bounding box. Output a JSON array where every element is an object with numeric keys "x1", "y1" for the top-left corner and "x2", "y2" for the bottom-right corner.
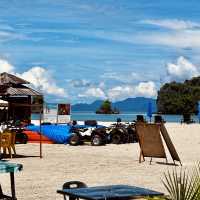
[
  {"x1": 96, "y1": 100, "x2": 119, "y2": 114},
  {"x1": 100, "y1": 100, "x2": 112, "y2": 113},
  {"x1": 157, "y1": 77, "x2": 200, "y2": 114}
]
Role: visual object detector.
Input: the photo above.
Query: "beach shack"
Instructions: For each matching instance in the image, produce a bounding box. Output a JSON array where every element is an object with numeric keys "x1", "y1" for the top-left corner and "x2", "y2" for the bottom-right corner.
[{"x1": 0, "y1": 72, "x2": 42, "y2": 123}]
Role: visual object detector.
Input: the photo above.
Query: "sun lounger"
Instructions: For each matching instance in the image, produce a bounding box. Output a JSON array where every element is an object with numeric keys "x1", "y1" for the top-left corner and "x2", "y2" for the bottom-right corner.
[
  {"x1": 181, "y1": 113, "x2": 195, "y2": 124},
  {"x1": 62, "y1": 181, "x2": 87, "y2": 200},
  {"x1": 57, "y1": 184, "x2": 164, "y2": 200}
]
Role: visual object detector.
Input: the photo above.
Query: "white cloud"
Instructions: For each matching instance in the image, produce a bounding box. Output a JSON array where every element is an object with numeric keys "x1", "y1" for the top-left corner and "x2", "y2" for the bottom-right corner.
[
  {"x1": 101, "y1": 71, "x2": 156, "y2": 83},
  {"x1": 68, "y1": 79, "x2": 91, "y2": 88},
  {"x1": 107, "y1": 81, "x2": 157, "y2": 101},
  {"x1": 0, "y1": 58, "x2": 15, "y2": 73},
  {"x1": 166, "y1": 56, "x2": 200, "y2": 81},
  {"x1": 0, "y1": 30, "x2": 27, "y2": 43},
  {"x1": 101, "y1": 72, "x2": 138, "y2": 83},
  {"x1": 18, "y1": 67, "x2": 67, "y2": 97},
  {"x1": 142, "y1": 19, "x2": 200, "y2": 30},
  {"x1": 108, "y1": 86, "x2": 134, "y2": 101},
  {"x1": 134, "y1": 81, "x2": 157, "y2": 97},
  {"x1": 138, "y1": 19, "x2": 200, "y2": 48},
  {"x1": 79, "y1": 87, "x2": 106, "y2": 99},
  {"x1": 139, "y1": 30, "x2": 200, "y2": 48},
  {"x1": 0, "y1": 59, "x2": 66, "y2": 97}
]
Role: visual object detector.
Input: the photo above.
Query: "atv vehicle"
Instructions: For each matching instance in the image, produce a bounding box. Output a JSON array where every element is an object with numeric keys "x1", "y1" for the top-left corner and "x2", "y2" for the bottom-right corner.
[
  {"x1": 108, "y1": 122, "x2": 129, "y2": 144},
  {"x1": 69, "y1": 122, "x2": 107, "y2": 146},
  {"x1": 108, "y1": 118, "x2": 138, "y2": 144},
  {"x1": 126, "y1": 122, "x2": 138, "y2": 143}
]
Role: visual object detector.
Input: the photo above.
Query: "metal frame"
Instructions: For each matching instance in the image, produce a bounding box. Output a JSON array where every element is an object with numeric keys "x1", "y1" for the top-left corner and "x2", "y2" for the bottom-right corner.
[{"x1": 0, "y1": 172, "x2": 17, "y2": 200}]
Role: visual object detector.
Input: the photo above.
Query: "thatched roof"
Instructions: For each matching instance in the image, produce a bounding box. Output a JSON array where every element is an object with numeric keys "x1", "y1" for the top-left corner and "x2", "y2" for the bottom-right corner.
[
  {"x1": 0, "y1": 72, "x2": 41, "y2": 97},
  {"x1": 0, "y1": 72, "x2": 29, "y2": 85}
]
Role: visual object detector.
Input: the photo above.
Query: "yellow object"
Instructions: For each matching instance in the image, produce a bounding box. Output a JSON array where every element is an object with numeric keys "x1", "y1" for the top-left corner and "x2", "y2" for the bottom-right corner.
[{"x1": 0, "y1": 131, "x2": 16, "y2": 158}]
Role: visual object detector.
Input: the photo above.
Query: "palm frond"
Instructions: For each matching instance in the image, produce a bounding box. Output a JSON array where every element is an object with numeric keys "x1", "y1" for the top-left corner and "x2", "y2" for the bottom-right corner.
[{"x1": 162, "y1": 161, "x2": 200, "y2": 200}]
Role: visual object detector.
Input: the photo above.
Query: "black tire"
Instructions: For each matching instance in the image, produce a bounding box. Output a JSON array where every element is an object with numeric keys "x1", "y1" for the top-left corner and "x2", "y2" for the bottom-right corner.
[
  {"x1": 91, "y1": 135, "x2": 103, "y2": 146},
  {"x1": 121, "y1": 128, "x2": 129, "y2": 143},
  {"x1": 21, "y1": 133, "x2": 28, "y2": 144},
  {"x1": 15, "y1": 133, "x2": 28, "y2": 144},
  {"x1": 69, "y1": 134, "x2": 81, "y2": 146},
  {"x1": 111, "y1": 133, "x2": 122, "y2": 144}
]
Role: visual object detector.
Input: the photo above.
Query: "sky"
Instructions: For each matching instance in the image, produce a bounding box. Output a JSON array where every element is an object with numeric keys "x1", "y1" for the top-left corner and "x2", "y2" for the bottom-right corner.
[{"x1": 0, "y1": 0, "x2": 200, "y2": 103}]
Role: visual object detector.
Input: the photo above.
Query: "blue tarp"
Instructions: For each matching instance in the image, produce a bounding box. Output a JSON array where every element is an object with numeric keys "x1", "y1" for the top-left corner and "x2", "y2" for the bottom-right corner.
[
  {"x1": 26, "y1": 124, "x2": 106, "y2": 144},
  {"x1": 26, "y1": 125, "x2": 72, "y2": 144}
]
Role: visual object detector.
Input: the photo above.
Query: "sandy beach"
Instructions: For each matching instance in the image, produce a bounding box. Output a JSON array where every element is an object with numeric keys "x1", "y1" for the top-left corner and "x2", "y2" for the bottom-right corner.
[{"x1": 0, "y1": 122, "x2": 200, "y2": 200}]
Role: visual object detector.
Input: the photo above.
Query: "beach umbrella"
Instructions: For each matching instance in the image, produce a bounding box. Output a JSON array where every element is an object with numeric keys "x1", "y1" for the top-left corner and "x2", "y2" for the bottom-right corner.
[
  {"x1": 198, "y1": 102, "x2": 200, "y2": 123},
  {"x1": 147, "y1": 101, "x2": 152, "y2": 122}
]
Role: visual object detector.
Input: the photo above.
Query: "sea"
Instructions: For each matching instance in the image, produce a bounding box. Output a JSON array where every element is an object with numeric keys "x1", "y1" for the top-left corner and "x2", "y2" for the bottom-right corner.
[{"x1": 32, "y1": 110, "x2": 200, "y2": 123}]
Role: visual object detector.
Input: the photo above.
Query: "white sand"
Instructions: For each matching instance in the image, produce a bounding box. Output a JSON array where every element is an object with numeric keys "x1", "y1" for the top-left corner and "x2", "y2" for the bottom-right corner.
[{"x1": 0, "y1": 123, "x2": 200, "y2": 199}]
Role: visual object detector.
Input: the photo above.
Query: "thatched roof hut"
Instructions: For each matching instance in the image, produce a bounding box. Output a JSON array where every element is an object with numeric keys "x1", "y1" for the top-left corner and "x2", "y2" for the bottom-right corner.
[
  {"x1": 0, "y1": 72, "x2": 29, "y2": 85},
  {"x1": 0, "y1": 72, "x2": 42, "y2": 122},
  {"x1": 0, "y1": 72, "x2": 40, "y2": 96}
]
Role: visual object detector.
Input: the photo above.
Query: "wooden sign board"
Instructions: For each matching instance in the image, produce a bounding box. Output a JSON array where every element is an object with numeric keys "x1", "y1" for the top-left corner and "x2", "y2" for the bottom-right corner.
[
  {"x1": 160, "y1": 124, "x2": 182, "y2": 165},
  {"x1": 31, "y1": 96, "x2": 43, "y2": 114},
  {"x1": 136, "y1": 123, "x2": 166, "y2": 160},
  {"x1": 57, "y1": 104, "x2": 71, "y2": 124}
]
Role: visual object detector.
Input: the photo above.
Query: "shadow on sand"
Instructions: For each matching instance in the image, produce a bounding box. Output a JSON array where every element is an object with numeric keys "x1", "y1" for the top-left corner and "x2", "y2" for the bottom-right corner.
[{"x1": 1, "y1": 154, "x2": 40, "y2": 159}]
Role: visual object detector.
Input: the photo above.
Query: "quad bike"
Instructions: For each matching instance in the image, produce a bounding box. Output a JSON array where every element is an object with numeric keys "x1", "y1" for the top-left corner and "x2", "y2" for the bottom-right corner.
[
  {"x1": 108, "y1": 122, "x2": 129, "y2": 144},
  {"x1": 126, "y1": 123, "x2": 138, "y2": 143},
  {"x1": 69, "y1": 125, "x2": 107, "y2": 146},
  {"x1": 108, "y1": 119, "x2": 138, "y2": 144}
]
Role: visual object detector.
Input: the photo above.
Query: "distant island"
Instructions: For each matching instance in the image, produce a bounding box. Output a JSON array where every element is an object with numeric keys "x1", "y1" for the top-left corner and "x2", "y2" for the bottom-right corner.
[
  {"x1": 71, "y1": 97, "x2": 157, "y2": 112},
  {"x1": 95, "y1": 100, "x2": 120, "y2": 114}
]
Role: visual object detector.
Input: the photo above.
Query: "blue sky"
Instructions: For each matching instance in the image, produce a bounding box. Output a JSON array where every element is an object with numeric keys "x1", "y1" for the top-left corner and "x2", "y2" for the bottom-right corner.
[{"x1": 1, "y1": 0, "x2": 200, "y2": 103}]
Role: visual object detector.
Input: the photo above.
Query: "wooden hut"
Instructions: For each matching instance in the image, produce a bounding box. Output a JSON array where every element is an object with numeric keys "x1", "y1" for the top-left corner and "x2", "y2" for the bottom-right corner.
[{"x1": 0, "y1": 72, "x2": 42, "y2": 123}]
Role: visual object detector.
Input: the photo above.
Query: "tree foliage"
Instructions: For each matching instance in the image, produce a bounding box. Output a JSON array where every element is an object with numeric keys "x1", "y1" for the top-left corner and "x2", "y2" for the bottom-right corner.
[
  {"x1": 96, "y1": 100, "x2": 119, "y2": 114},
  {"x1": 157, "y1": 77, "x2": 200, "y2": 114}
]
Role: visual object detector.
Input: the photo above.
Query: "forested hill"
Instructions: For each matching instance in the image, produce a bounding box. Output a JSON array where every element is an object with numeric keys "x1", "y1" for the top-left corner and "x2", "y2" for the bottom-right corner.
[{"x1": 157, "y1": 76, "x2": 200, "y2": 114}]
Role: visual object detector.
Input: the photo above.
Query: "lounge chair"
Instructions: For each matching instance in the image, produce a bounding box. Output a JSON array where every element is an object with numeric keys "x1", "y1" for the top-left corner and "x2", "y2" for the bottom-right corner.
[
  {"x1": 133, "y1": 115, "x2": 146, "y2": 123},
  {"x1": 180, "y1": 113, "x2": 195, "y2": 124},
  {"x1": 62, "y1": 181, "x2": 87, "y2": 200},
  {"x1": 154, "y1": 115, "x2": 165, "y2": 123}
]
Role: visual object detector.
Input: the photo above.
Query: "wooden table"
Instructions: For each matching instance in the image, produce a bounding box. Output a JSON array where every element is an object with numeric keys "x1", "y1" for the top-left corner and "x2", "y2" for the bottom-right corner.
[
  {"x1": 0, "y1": 161, "x2": 23, "y2": 200},
  {"x1": 57, "y1": 185, "x2": 164, "y2": 200}
]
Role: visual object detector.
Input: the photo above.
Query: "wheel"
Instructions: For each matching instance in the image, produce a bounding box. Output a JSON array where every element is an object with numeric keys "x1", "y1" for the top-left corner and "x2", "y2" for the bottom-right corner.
[
  {"x1": 15, "y1": 133, "x2": 28, "y2": 144},
  {"x1": 111, "y1": 133, "x2": 122, "y2": 144},
  {"x1": 69, "y1": 134, "x2": 81, "y2": 146},
  {"x1": 121, "y1": 128, "x2": 129, "y2": 143},
  {"x1": 21, "y1": 133, "x2": 28, "y2": 144},
  {"x1": 91, "y1": 135, "x2": 103, "y2": 146}
]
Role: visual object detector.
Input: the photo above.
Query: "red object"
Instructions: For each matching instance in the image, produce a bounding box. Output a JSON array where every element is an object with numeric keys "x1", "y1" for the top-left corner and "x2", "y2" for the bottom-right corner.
[{"x1": 23, "y1": 130, "x2": 54, "y2": 144}]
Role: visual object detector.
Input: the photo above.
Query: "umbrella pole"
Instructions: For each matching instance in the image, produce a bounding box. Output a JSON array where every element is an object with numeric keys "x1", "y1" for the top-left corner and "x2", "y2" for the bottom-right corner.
[{"x1": 39, "y1": 107, "x2": 42, "y2": 158}]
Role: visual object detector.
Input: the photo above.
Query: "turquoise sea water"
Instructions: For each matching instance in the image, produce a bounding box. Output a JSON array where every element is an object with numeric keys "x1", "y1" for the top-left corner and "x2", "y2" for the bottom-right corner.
[
  {"x1": 32, "y1": 111, "x2": 199, "y2": 123},
  {"x1": 71, "y1": 111, "x2": 199, "y2": 122},
  {"x1": 32, "y1": 104, "x2": 200, "y2": 122}
]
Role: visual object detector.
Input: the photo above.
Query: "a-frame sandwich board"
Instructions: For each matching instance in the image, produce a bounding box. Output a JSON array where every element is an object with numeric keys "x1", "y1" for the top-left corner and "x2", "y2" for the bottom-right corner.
[
  {"x1": 136, "y1": 123, "x2": 167, "y2": 164},
  {"x1": 160, "y1": 123, "x2": 182, "y2": 166}
]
